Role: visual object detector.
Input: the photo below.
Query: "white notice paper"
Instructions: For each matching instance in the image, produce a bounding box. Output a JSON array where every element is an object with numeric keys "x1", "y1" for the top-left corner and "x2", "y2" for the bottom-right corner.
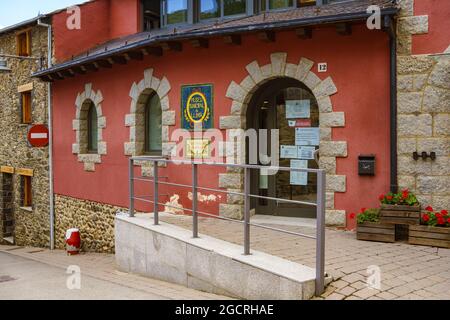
[
  {"x1": 280, "y1": 145, "x2": 298, "y2": 159},
  {"x1": 286, "y1": 100, "x2": 310, "y2": 119},
  {"x1": 297, "y1": 146, "x2": 316, "y2": 160},
  {"x1": 290, "y1": 160, "x2": 308, "y2": 186},
  {"x1": 295, "y1": 128, "x2": 320, "y2": 146}
]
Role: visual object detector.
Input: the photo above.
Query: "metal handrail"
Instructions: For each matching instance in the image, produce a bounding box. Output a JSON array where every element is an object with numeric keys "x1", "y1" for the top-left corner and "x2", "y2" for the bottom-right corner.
[{"x1": 128, "y1": 156, "x2": 326, "y2": 296}]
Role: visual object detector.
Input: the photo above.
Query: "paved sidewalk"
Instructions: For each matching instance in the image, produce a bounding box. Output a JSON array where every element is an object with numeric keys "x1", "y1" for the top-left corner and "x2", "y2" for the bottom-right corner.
[
  {"x1": 159, "y1": 214, "x2": 450, "y2": 300},
  {"x1": 0, "y1": 245, "x2": 229, "y2": 300}
]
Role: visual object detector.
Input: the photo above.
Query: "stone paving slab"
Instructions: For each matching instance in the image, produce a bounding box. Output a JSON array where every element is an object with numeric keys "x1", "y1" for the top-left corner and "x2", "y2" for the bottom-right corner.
[{"x1": 158, "y1": 214, "x2": 450, "y2": 300}]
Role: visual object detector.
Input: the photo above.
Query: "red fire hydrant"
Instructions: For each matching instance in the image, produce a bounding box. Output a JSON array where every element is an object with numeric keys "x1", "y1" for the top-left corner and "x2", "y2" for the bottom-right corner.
[{"x1": 65, "y1": 228, "x2": 81, "y2": 255}]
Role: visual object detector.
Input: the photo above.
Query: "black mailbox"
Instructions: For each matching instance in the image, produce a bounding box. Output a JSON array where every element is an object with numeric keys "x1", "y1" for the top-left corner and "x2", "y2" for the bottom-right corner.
[{"x1": 358, "y1": 155, "x2": 376, "y2": 176}]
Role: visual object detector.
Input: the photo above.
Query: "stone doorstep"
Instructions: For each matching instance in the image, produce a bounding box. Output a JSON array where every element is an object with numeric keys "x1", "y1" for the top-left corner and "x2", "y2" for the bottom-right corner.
[{"x1": 116, "y1": 214, "x2": 320, "y2": 299}]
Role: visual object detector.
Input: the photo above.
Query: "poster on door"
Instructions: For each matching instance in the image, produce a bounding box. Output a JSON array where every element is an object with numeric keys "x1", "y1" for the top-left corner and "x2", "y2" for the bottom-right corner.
[
  {"x1": 290, "y1": 160, "x2": 308, "y2": 186},
  {"x1": 286, "y1": 100, "x2": 310, "y2": 119},
  {"x1": 295, "y1": 128, "x2": 320, "y2": 146}
]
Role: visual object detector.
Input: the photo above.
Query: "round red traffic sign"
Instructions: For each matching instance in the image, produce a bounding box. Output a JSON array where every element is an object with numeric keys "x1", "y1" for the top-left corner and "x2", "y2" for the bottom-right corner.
[{"x1": 27, "y1": 124, "x2": 49, "y2": 147}]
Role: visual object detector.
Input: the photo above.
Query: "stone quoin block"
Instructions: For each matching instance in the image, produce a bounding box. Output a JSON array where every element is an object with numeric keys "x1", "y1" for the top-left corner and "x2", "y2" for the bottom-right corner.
[
  {"x1": 302, "y1": 72, "x2": 321, "y2": 90},
  {"x1": 270, "y1": 52, "x2": 287, "y2": 76},
  {"x1": 226, "y1": 81, "x2": 247, "y2": 103},
  {"x1": 219, "y1": 173, "x2": 243, "y2": 189},
  {"x1": 317, "y1": 96, "x2": 332, "y2": 113},
  {"x1": 245, "y1": 61, "x2": 264, "y2": 84},
  {"x1": 219, "y1": 116, "x2": 244, "y2": 129},
  {"x1": 162, "y1": 111, "x2": 176, "y2": 126},
  {"x1": 219, "y1": 203, "x2": 244, "y2": 220},
  {"x1": 319, "y1": 157, "x2": 337, "y2": 174},
  {"x1": 398, "y1": 15, "x2": 429, "y2": 35},
  {"x1": 295, "y1": 57, "x2": 314, "y2": 81},
  {"x1": 239, "y1": 75, "x2": 256, "y2": 92},
  {"x1": 320, "y1": 141, "x2": 348, "y2": 157},
  {"x1": 326, "y1": 175, "x2": 346, "y2": 193},
  {"x1": 313, "y1": 77, "x2": 337, "y2": 99},
  {"x1": 319, "y1": 112, "x2": 345, "y2": 128},
  {"x1": 325, "y1": 210, "x2": 346, "y2": 226},
  {"x1": 422, "y1": 86, "x2": 450, "y2": 113},
  {"x1": 284, "y1": 63, "x2": 298, "y2": 79}
]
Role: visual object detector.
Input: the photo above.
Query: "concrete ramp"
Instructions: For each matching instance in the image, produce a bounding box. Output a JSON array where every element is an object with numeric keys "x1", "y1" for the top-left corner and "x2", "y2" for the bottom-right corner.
[{"x1": 115, "y1": 214, "x2": 317, "y2": 300}]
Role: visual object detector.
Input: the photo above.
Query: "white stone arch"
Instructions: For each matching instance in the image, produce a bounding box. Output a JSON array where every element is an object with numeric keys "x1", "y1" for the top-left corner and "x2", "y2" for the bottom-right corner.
[
  {"x1": 72, "y1": 83, "x2": 107, "y2": 172},
  {"x1": 124, "y1": 69, "x2": 174, "y2": 176},
  {"x1": 218, "y1": 52, "x2": 348, "y2": 226}
]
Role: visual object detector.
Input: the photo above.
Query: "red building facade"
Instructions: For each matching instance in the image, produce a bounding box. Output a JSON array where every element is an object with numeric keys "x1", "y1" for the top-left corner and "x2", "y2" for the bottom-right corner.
[{"x1": 34, "y1": 0, "x2": 450, "y2": 252}]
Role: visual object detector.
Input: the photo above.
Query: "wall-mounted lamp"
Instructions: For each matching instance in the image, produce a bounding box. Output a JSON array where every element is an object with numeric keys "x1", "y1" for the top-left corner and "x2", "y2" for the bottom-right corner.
[{"x1": 413, "y1": 152, "x2": 436, "y2": 161}]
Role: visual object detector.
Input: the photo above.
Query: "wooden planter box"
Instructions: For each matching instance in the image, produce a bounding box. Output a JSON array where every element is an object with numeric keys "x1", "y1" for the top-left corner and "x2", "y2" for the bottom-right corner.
[
  {"x1": 379, "y1": 204, "x2": 421, "y2": 225},
  {"x1": 409, "y1": 225, "x2": 450, "y2": 249},
  {"x1": 357, "y1": 222, "x2": 395, "y2": 243}
]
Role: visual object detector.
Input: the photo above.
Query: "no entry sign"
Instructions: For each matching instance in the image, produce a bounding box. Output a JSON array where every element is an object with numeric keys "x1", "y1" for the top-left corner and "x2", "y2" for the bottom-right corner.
[{"x1": 27, "y1": 124, "x2": 49, "y2": 147}]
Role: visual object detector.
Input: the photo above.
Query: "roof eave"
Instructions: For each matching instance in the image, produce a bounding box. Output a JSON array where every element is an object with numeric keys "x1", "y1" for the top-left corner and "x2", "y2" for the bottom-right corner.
[{"x1": 33, "y1": 7, "x2": 399, "y2": 80}]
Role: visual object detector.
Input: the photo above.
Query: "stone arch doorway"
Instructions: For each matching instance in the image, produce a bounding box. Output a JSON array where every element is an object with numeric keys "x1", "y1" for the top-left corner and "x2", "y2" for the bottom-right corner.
[
  {"x1": 246, "y1": 77, "x2": 320, "y2": 218},
  {"x1": 219, "y1": 53, "x2": 348, "y2": 225}
]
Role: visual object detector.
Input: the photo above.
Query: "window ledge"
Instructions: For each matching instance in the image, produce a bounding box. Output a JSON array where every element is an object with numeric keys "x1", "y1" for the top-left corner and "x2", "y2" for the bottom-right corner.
[{"x1": 19, "y1": 206, "x2": 33, "y2": 212}]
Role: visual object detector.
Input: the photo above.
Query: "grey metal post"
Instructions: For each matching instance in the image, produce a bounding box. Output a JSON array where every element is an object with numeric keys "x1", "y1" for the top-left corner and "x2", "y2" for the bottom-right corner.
[
  {"x1": 192, "y1": 163, "x2": 198, "y2": 238},
  {"x1": 315, "y1": 170, "x2": 326, "y2": 296},
  {"x1": 244, "y1": 167, "x2": 251, "y2": 255},
  {"x1": 129, "y1": 158, "x2": 135, "y2": 217},
  {"x1": 153, "y1": 162, "x2": 159, "y2": 225}
]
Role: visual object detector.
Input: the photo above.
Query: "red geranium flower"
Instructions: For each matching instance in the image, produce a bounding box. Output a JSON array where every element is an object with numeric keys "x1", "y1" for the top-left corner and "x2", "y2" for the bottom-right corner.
[
  {"x1": 438, "y1": 217, "x2": 445, "y2": 225},
  {"x1": 349, "y1": 213, "x2": 356, "y2": 219},
  {"x1": 387, "y1": 195, "x2": 393, "y2": 201},
  {"x1": 423, "y1": 214, "x2": 430, "y2": 222},
  {"x1": 441, "y1": 210, "x2": 448, "y2": 216},
  {"x1": 436, "y1": 213, "x2": 442, "y2": 219},
  {"x1": 425, "y1": 206, "x2": 434, "y2": 212},
  {"x1": 401, "y1": 189, "x2": 409, "y2": 199},
  {"x1": 447, "y1": 218, "x2": 450, "y2": 224},
  {"x1": 379, "y1": 194, "x2": 385, "y2": 201}
]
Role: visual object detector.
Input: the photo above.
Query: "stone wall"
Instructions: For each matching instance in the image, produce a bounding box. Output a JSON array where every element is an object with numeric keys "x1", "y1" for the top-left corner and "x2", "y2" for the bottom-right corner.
[
  {"x1": 0, "y1": 25, "x2": 50, "y2": 247},
  {"x1": 54, "y1": 194, "x2": 122, "y2": 253},
  {"x1": 396, "y1": 0, "x2": 450, "y2": 210}
]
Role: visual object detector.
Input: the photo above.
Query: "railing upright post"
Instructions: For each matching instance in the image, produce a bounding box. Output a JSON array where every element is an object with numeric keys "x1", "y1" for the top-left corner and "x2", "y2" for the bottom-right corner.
[
  {"x1": 153, "y1": 161, "x2": 159, "y2": 225},
  {"x1": 192, "y1": 163, "x2": 199, "y2": 238},
  {"x1": 244, "y1": 167, "x2": 251, "y2": 255},
  {"x1": 315, "y1": 170, "x2": 326, "y2": 296},
  {"x1": 129, "y1": 158, "x2": 135, "y2": 217}
]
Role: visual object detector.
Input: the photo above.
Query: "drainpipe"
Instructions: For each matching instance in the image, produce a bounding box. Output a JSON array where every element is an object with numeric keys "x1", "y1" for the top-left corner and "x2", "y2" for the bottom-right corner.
[
  {"x1": 37, "y1": 18, "x2": 55, "y2": 250},
  {"x1": 385, "y1": 15, "x2": 398, "y2": 193}
]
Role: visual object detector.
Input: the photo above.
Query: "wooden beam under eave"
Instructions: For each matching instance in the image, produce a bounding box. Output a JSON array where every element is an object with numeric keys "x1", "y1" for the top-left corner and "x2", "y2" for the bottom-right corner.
[
  {"x1": 191, "y1": 38, "x2": 209, "y2": 48},
  {"x1": 161, "y1": 41, "x2": 182, "y2": 52},
  {"x1": 71, "y1": 66, "x2": 86, "y2": 75},
  {"x1": 257, "y1": 31, "x2": 275, "y2": 43},
  {"x1": 111, "y1": 55, "x2": 128, "y2": 65},
  {"x1": 84, "y1": 63, "x2": 99, "y2": 72},
  {"x1": 61, "y1": 70, "x2": 75, "y2": 78},
  {"x1": 127, "y1": 51, "x2": 144, "y2": 61},
  {"x1": 97, "y1": 59, "x2": 113, "y2": 68},
  {"x1": 41, "y1": 75, "x2": 54, "y2": 82},
  {"x1": 296, "y1": 27, "x2": 312, "y2": 39},
  {"x1": 336, "y1": 23, "x2": 352, "y2": 36},
  {"x1": 223, "y1": 35, "x2": 241, "y2": 46},
  {"x1": 144, "y1": 46, "x2": 163, "y2": 57},
  {"x1": 54, "y1": 72, "x2": 64, "y2": 80}
]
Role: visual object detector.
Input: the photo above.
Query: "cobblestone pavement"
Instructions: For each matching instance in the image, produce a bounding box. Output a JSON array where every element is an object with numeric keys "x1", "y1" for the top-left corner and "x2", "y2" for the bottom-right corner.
[
  {"x1": 0, "y1": 245, "x2": 229, "y2": 300},
  {"x1": 159, "y1": 214, "x2": 450, "y2": 300}
]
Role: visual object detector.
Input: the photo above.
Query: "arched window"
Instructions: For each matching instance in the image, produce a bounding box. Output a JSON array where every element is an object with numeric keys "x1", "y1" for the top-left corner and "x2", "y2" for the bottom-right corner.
[
  {"x1": 144, "y1": 93, "x2": 162, "y2": 155},
  {"x1": 87, "y1": 103, "x2": 98, "y2": 153}
]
